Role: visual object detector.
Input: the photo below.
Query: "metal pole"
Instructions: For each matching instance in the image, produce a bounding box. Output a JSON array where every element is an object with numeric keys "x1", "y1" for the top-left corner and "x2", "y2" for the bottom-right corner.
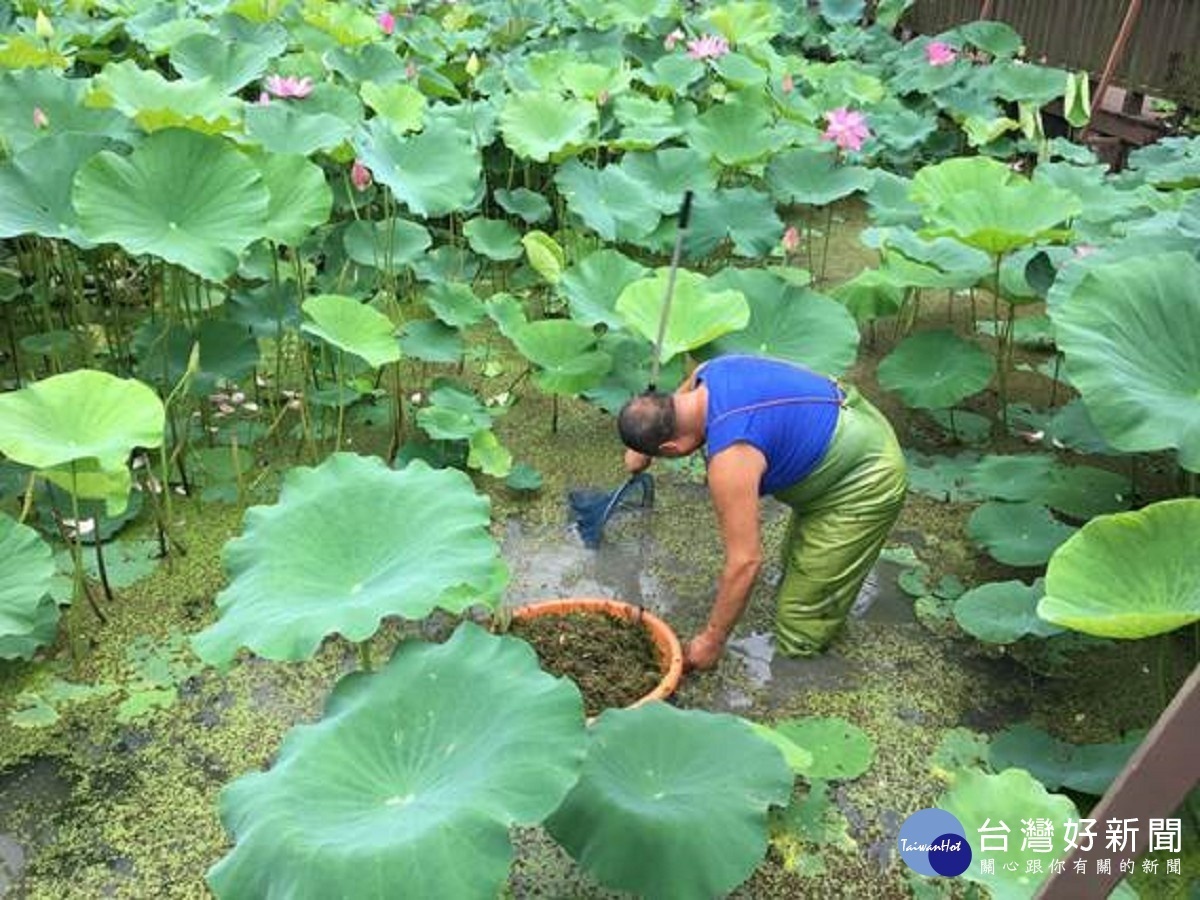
[
  {"x1": 1081, "y1": 0, "x2": 1144, "y2": 141},
  {"x1": 1035, "y1": 664, "x2": 1200, "y2": 899}
]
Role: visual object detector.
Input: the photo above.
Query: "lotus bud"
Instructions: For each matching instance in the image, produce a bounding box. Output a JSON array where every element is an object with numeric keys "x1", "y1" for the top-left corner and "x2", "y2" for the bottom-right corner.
[
  {"x1": 782, "y1": 226, "x2": 800, "y2": 252},
  {"x1": 35, "y1": 10, "x2": 53, "y2": 39},
  {"x1": 378, "y1": 10, "x2": 396, "y2": 35},
  {"x1": 465, "y1": 51, "x2": 480, "y2": 77},
  {"x1": 781, "y1": 73, "x2": 794, "y2": 94},
  {"x1": 32, "y1": 106, "x2": 49, "y2": 129},
  {"x1": 351, "y1": 159, "x2": 373, "y2": 191}
]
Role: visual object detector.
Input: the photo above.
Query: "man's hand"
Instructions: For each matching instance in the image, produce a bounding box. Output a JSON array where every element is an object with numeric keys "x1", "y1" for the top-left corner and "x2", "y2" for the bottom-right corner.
[
  {"x1": 684, "y1": 629, "x2": 725, "y2": 671},
  {"x1": 624, "y1": 448, "x2": 652, "y2": 474}
]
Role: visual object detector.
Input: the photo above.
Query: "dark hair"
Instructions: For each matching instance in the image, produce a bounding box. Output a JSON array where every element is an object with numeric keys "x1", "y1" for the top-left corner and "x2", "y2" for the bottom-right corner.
[{"x1": 617, "y1": 391, "x2": 677, "y2": 456}]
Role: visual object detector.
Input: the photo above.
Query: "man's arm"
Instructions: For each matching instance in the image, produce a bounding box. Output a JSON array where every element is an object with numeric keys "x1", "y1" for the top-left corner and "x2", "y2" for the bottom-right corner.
[{"x1": 686, "y1": 443, "x2": 765, "y2": 669}]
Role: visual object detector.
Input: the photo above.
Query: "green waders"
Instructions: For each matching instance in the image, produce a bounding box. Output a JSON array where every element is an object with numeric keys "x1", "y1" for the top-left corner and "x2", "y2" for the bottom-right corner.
[{"x1": 770, "y1": 386, "x2": 907, "y2": 656}]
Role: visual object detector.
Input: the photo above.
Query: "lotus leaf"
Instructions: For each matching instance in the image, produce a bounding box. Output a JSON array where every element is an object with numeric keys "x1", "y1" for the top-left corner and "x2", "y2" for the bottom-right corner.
[
  {"x1": 342, "y1": 218, "x2": 432, "y2": 271},
  {"x1": 954, "y1": 20, "x2": 1023, "y2": 57},
  {"x1": 559, "y1": 250, "x2": 649, "y2": 329},
  {"x1": 939, "y1": 769, "x2": 1100, "y2": 900},
  {"x1": 463, "y1": 218, "x2": 522, "y2": 261},
  {"x1": 989, "y1": 723, "x2": 1142, "y2": 796},
  {"x1": 360, "y1": 81, "x2": 426, "y2": 133},
  {"x1": 511, "y1": 320, "x2": 612, "y2": 395},
  {"x1": 878, "y1": 330, "x2": 994, "y2": 409},
  {"x1": 953, "y1": 579, "x2": 1063, "y2": 643},
  {"x1": 0, "y1": 512, "x2": 58, "y2": 661},
  {"x1": 615, "y1": 269, "x2": 749, "y2": 364},
  {"x1": 546, "y1": 703, "x2": 793, "y2": 900},
  {"x1": 681, "y1": 188, "x2": 783, "y2": 259},
  {"x1": 1050, "y1": 253, "x2": 1200, "y2": 470},
  {"x1": 86, "y1": 60, "x2": 242, "y2": 134},
  {"x1": 864, "y1": 171, "x2": 922, "y2": 227},
  {"x1": 705, "y1": 1, "x2": 781, "y2": 43},
  {"x1": 831, "y1": 269, "x2": 906, "y2": 323},
  {"x1": 619, "y1": 148, "x2": 717, "y2": 215},
  {"x1": 708, "y1": 269, "x2": 859, "y2": 375},
  {"x1": 910, "y1": 157, "x2": 1015, "y2": 210},
  {"x1": 0, "y1": 134, "x2": 111, "y2": 245},
  {"x1": 192, "y1": 455, "x2": 501, "y2": 665},
  {"x1": 904, "y1": 450, "x2": 984, "y2": 503},
  {"x1": 301, "y1": 295, "x2": 400, "y2": 369},
  {"x1": 0, "y1": 70, "x2": 132, "y2": 156},
  {"x1": 1038, "y1": 499, "x2": 1200, "y2": 639},
  {"x1": 521, "y1": 231, "x2": 567, "y2": 284},
  {"x1": 967, "y1": 501, "x2": 1077, "y2": 568},
  {"x1": 207, "y1": 623, "x2": 585, "y2": 898},
  {"x1": 585, "y1": 333, "x2": 684, "y2": 413},
  {"x1": 134, "y1": 319, "x2": 259, "y2": 396},
  {"x1": 769, "y1": 715, "x2": 874, "y2": 780},
  {"x1": 871, "y1": 107, "x2": 938, "y2": 152},
  {"x1": 688, "y1": 98, "x2": 781, "y2": 167},
  {"x1": 745, "y1": 722, "x2": 816, "y2": 773},
  {"x1": 0, "y1": 370, "x2": 164, "y2": 515},
  {"x1": 819, "y1": 0, "x2": 866, "y2": 24},
  {"x1": 493, "y1": 187, "x2": 551, "y2": 224},
  {"x1": 928, "y1": 409, "x2": 991, "y2": 445},
  {"x1": 1125, "y1": 135, "x2": 1200, "y2": 190},
  {"x1": 500, "y1": 92, "x2": 597, "y2": 162},
  {"x1": 398, "y1": 320, "x2": 462, "y2": 364},
  {"x1": 505, "y1": 463, "x2": 543, "y2": 492},
  {"x1": 554, "y1": 160, "x2": 661, "y2": 242},
  {"x1": 636, "y1": 54, "x2": 705, "y2": 95},
  {"x1": 423, "y1": 283, "x2": 486, "y2": 328},
  {"x1": 256, "y1": 153, "x2": 332, "y2": 247},
  {"x1": 612, "y1": 94, "x2": 691, "y2": 149},
  {"x1": 170, "y1": 31, "x2": 287, "y2": 92},
  {"x1": 985, "y1": 61, "x2": 1070, "y2": 105},
  {"x1": 922, "y1": 183, "x2": 1081, "y2": 256},
  {"x1": 467, "y1": 430, "x2": 513, "y2": 478},
  {"x1": 879, "y1": 228, "x2": 992, "y2": 287},
  {"x1": 245, "y1": 103, "x2": 354, "y2": 156},
  {"x1": 417, "y1": 381, "x2": 494, "y2": 441},
  {"x1": 74, "y1": 129, "x2": 268, "y2": 282},
  {"x1": 353, "y1": 117, "x2": 482, "y2": 218},
  {"x1": 767, "y1": 149, "x2": 875, "y2": 207}
]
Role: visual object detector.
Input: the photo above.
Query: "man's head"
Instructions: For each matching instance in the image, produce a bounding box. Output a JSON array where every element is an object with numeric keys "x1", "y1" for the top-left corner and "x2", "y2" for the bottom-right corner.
[{"x1": 618, "y1": 390, "x2": 703, "y2": 457}]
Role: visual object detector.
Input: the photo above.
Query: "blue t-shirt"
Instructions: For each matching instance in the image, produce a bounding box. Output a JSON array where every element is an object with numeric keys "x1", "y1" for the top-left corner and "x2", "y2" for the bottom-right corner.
[{"x1": 696, "y1": 355, "x2": 842, "y2": 495}]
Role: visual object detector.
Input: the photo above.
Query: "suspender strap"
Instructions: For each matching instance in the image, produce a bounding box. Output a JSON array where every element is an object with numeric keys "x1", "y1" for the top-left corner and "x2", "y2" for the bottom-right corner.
[{"x1": 707, "y1": 387, "x2": 846, "y2": 430}]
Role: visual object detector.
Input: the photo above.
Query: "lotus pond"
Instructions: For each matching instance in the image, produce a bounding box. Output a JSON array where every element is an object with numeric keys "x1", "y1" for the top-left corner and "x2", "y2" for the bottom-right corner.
[{"x1": 1, "y1": 1, "x2": 1199, "y2": 897}]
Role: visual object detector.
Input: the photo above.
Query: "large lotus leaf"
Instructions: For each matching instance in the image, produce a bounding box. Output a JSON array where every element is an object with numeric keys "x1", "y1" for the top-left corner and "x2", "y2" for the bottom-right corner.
[
  {"x1": 74, "y1": 129, "x2": 268, "y2": 282},
  {"x1": 398, "y1": 320, "x2": 462, "y2": 364},
  {"x1": 619, "y1": 147, "x2": 718, "y2": 215},
  {"x1": 879, "y1": 228, "x2": 992, "y2": 287},
  {"x1": 969, "y1": 454, "x2": 1130, "y2": 519},
  {"x1": 192, "y1": 455, "x2": 500, "y2": 665},
  {"x1": 207, "y1": 622, "x2": 585, "y2": 898},
  {"x1": 877, "y1": 330, "x2": 994, "y2": 409},
  {"x1": 133, "y1": 320, "x2": 259, "y2": 397},
  {"x1": 0, "y1": 512, "x2": 58, "y2": 661},
  {"x1": 86, "y1": 60, "x2": 242, "y2": 134},
  {"x1": 923, "y1": 183, "x2": 1081, "y2": 256},
  {"x1": 554, "y1": 160, "x2": 661, "y2": 242},
  {"x1": 612, "y1": 94, "x2": 692, "y2": 150},
  {"x1": 170, "y1": 30, "x2": 287, "y2": 92},
  {"x1": 831, "y1": 269, "x2": 906, "y2": 323},
  {"x1": 635, "y1": 54, "x2": 705, "y2": 96},
  {"x1": 704, "y1": 1, "x2": 781, "y2": 43},
  {"x1": 1038, "y1": 499, "x2": 1200, "y2": 639},
  {"x1": 546, "y1": 703, "x2": 793, "y2": 900},
  {"x1": 0, "y1": 134, "x2": 111, "y2": 245},
  {"x1": 1125, "y1": 135, "x2": 1200, "y2": 190},
  {"x1": 423, "y1": 283, "x2": 485, "y2": 329},
  {"x1": 301, "y1": 295, "x2": 400, "y2": 369},
  {"x1": 968, "y1": 454, "x2": 1056, "y2": 501},
  {"x1": 352, "y1": 117, "x2": 482, "y2": 218},
  {"x1": 939, "y1": 769, "x2": 1088, "y2": 900},
  {"x1": 244, "y1": 103, "x2": 354, "y2": 156},
  {"x1": 511, "y1": 320, "x2": 612, "y2": 395},
  {"x1": 493, "y1": 187, "x2": 551, "y2": 224},
  {"x1": 865, "y1": 171, "x2": 923, "y2": 227},
  {"x1": 769, "y1": 715, "x2": 874, "y2": 780},
  {"x1": 256, "y1": 153, "x2": 332, "y2": 247},
  {"x1": 1032, "y1": 162, "x2": 1154, "y2": 226},
  {"x1": 559, "y1": 249, "x2": 650, "y2": 329},
  {"x1": 342, "y1": 218, "x2": 432, "y2": 271},
  {"x1": 682, "y1": 187, "x2": 783, "y2": 259},
  {"x1": 767, "y1": 148, "x2": 875, "y2": 207},
  {"x1": 0, "y1": 370, "x2": 164, "y2": 475},
  {"x1": 968, "y1": 501, "x2": 1077, "y2": 568},
  {"x1": 0, "y1": 70, "x2": 133, "y2": 156},
  {"x1": 910, "y1": 156, "x2": 1015, "y2": 211},
  {"x1": 688, "y1": 98, "x2": 782, "y2": 167},
  {"x1": 871, "y1": 106, "x2": 938, "y2": 152},
  {"x1": 904, "y1": 449, "x2": 984, "y2": 503},
  {"x1": 584, "y1": 333, "x2": 685, "y2": 414},
  {"x1": 615, "y1": 269, "x2": 749, "y2": 364},
  {"x1": 360, "y1": 81, "x2": 426, "y2": 133},
  {"x1": 984, "y1": 61, "x2": 1070, "y2": 105},
  {"x1": 708, "y1": 269, "x2": 859, "y2": 376},
  {"x1": 1050, "y1": 253, "x2": 1200, "y2": 471},
  {"x1": 953, "y1": 578, "x2": 1063, "y2": 643},
  {"x1": 463, "y1": 218, "x2": 522, "y2": 261},
  {"x1": 499, "y1": 92, "x2": 597, "y2": 162},
  {"x1": 989, "y1": 723, "x2": 1143, "y2": 796}
]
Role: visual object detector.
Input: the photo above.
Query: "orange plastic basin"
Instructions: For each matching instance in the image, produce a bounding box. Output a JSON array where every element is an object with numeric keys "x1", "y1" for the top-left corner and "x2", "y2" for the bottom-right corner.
[{"x1": 509, "y1": 597, "x2": 684, "y2": 707}]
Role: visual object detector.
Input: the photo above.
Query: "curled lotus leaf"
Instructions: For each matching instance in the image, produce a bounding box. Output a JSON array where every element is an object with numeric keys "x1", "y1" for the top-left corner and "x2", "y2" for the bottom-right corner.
[
  {"x1": 877, "y1": 330, "x2": 994, "y2": 409},
  {"x1": 1038, "y1": 499, "x2": 1200, "y2": 639},
  {"x1": 301, "y1": 295, "x2": 401, "y2": 369},
  {"x1": 554, "y1": 159, "x2": 661, "y2": 242},
  {"x1": 615, "y1": 269, "x2": 749, "y2": 364},
  {"x1": 546, "y1": 703, "x2": 793, "y2": 900},
  {"x1": 191, "y1": 454, "x2": 502, "y2": 665},
  {"x1": 169, "y1": 30, "x2": 288, "y2": 92},
  {"x1": 922, "y1": 182, "x2": 1082, "y2": 256},
  {"x1": 559, "y1": 249, "x2": 650, "y2": 329},
  {"x1": 74, "y1": 128, "x2": 268, "y2": 282},
  {"x1": 207, "y1": 622, "x2": 586, "y2": 899},
  {"x1": 499, "y1": 91, "x2": 597, "y2": 162},
  {"x1": 85, "y1": 60, "x2": 242, "y2": 134},
  {"x1": 352, "y1": 117, "x2": 482, "y2": 218},
  {"x1": 0, "y1": 512, "x2": 58, "y2": 661}
]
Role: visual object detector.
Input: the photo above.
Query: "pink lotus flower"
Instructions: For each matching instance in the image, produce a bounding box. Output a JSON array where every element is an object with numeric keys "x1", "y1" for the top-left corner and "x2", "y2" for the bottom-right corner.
[
  {"x1": 32, "y1": 106, "x2": 49, "y2": 129},
  {"x1": 782, "y1": 226, "x2": 800, "y2": 252},
  {"x1": 351, "y1": 160, "x2": 373, "y2": 192},
  {"x1": 821, "y1": 107, "x2": 871, "y2": 152},
  {"x1": 925, "y1": 41, "x2": 957, "y2": 67},
  {"x1": 264, "y1": 75, "x2": 314, "y2": 99},
  {"x1": 257, "y1": 91, "x2": 271, "y2": 105},
  {"x1": 686, "y1": 34, "x2": 729, "y2": 61},
  {"x1": 664, "y1": 28, "x2": 685, "y2": 50},
  {"x1": 378, "y1": 10, "x2": 395, "y2": 34},
  {"x1": 781, "y1": 73, "x2": 794, "y2": 94}
]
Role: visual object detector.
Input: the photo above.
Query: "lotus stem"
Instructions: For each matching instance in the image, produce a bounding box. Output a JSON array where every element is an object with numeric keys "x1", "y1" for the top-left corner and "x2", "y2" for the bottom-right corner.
[
  {"x1": 335, "y1": 349, "x2": 346, "y2": 453},
  {"x1": 67, "y1": 465, "x2": 107, "y2": 624},
  {"x1": 231, "y1": 433, "x2": 246, "y2": 509},
  {"x1": 551, "y1": 393, "x2": 559, "y2": 434},
  {"x1": 18, "y1": 472, "x2": 36, "y2": 524},
  {"x1": 992, "y1": 253, "x2": 1008, "y2": 431},
  {"x1": 387, "y1": 360, "x2": 404, "y2": 464},
  {"x1": 93, "y1": 531, "x2": 114, "y2": 604},
  {"x1": 948, "y1": 408, "x2": 958, "y2": 442},
  {"x1": 1049, "y1": 351, "x2": 1063, "y2": 407},
  {"x1": 818, "y1": 204, "x2": 836, "y2": 285},
  {"x1": 4, "y1": 303, "x2": 22, "y2": 386},
  {"x1": 358, "y1": 640, "x2": 373, "y2": 672}
]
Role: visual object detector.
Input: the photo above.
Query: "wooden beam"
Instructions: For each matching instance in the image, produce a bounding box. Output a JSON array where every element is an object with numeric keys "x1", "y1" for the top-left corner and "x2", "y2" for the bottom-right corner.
[
  {"x1": 1082, "y1": 0, "x2": 1144, "y2": 140},
  {"x1": 1035, "y1": 665, "x2": 1200, "y2": 899},
  {"x1": 980, "y1": 0, "x2": 994, "y2": 19}
]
